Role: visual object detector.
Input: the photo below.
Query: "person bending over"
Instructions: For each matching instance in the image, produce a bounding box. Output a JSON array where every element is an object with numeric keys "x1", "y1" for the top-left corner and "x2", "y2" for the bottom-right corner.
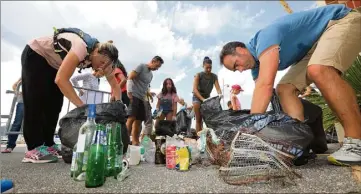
[
  {"x1": 220, "y1": 5, "x2": 361, "y2": 165},
  {"x1": 21, "y1": 27, "x2": 120, "y2": 163},
  {"x1": 71, "y1": 71, "x2": 102, "y2": 104}
]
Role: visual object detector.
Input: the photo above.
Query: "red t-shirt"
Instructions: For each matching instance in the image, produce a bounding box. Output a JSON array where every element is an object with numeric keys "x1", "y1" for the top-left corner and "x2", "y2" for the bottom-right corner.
[{"x1": 111, "y1": 67, "x2": 127, "y2": 95}]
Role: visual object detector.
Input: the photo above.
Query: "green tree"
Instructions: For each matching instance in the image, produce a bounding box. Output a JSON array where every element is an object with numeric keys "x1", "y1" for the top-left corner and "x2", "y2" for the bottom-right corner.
[{"x1": 305, "y1": 56, "x2": 361, "y2": 132}]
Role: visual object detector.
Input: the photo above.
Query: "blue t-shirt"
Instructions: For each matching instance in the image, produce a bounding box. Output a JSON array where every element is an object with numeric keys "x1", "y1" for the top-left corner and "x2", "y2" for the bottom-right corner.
[{"x1": 248, "y1": 4, "x2": 352, "y2": 80}]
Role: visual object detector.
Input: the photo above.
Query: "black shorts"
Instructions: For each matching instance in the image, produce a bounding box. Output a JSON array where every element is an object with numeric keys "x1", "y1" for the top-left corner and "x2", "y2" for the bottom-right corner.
[{"x1": 128, "y1": 96, "x2": 146, "y2": 121}]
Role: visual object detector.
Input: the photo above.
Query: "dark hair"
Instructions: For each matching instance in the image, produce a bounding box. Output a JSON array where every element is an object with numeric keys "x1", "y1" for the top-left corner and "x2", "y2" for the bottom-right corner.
[
  {"x1": 97, "y1": 42, "x2": 119, "y2": 65},
  {"x1": 114, "y1": 59, "x2": 128, "y2": 77},
  {"x1": 203, "y1": 56, "x2": 212, "y2": 66},
  {"x1": 161, "y1": 78, "x2": 177, "y2": 96},
  {"x1": 219, "y1": 41, "x2": 246, "y2": 65},
  {"x1": 227, "y1": 100, "x2": 232, "y2": 106},
  {"x1": 152, "y1": 56, "x2": 164, "y2": 64}
]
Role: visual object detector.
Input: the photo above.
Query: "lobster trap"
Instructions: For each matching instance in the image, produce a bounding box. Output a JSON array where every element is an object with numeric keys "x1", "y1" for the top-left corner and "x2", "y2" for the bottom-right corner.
[{"x1": 218, "y1": 132, "x2": 301, "y2": 185}]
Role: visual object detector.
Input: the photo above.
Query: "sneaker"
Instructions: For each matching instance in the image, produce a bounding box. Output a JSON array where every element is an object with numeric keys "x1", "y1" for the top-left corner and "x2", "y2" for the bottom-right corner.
[
  {"x1": 328, "y1": 137, "x2": 361, "y2": 166},
  {"x1": 1, "y1": 179, "x2": 14, "y2": 193},
  {"x1": 47, "y1": 144, "x2": 62, "y2": 159},
  {"x1": 1, "y1": 148, "x2": 13, "y2": 154},
  {"x1": 22, "y1": 145, "x2": 58, "y2": 163}
]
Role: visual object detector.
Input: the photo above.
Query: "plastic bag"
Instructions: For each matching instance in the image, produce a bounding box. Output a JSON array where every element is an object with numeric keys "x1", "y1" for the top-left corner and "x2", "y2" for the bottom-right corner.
[
  {"x1": 269, "y1": 90, "x2": 327, "y2": 154},
  {"x1": 176, "y1": 110, "x2": 192, "y2": 135},
  {"x1": 58, "y1": 102, "x2": 129, "y2": 156},
  {"x1": 155, "y1": 120, "x2": 176, "y2": 136}
]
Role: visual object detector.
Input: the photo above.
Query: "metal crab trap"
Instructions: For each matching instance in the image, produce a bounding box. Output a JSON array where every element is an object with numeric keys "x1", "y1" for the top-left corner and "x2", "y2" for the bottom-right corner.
[{"x1": 218, "y1": 131, "x2": 301, "y2": 185}]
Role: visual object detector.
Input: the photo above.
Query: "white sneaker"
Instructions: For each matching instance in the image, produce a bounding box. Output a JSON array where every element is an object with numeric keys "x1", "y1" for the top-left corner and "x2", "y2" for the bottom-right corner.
[{"x1": 328, "y1": 137, "x2": 361, "y2": 166}]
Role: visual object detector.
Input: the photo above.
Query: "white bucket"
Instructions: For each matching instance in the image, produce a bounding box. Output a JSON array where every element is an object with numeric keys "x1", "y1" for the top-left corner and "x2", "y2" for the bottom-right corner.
[{"x1": 128, "y1": 145, "x2": 141, "y2": 166}]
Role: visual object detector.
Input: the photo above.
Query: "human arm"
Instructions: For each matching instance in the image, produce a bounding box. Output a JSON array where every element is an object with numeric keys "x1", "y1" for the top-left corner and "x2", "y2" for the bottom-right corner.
[
  {"x1": 127, "y1": 64, "x2": 144, "y2": 102},
  {"x1": 172, "y1": 95, "x2": 179, "y2": 120},
  {"x1": 156, "y1": 93, "x2": 161, "y2": 110},
  {"x1": 214, "y1": 75, "x2": 223, "y2": 98},
  {"x1": 12, "y1": 77, "x2": 22, "y2": 91},
  {"x1": 104, "y1": 65, "x2": 121, "y2": 101},
  {"x1": 231, "y1": 95, "x2": 239, "y2": 111},
  {"x1": 55, "y1": 51, "x2": 85, "y2": 107},
  {"x1": 250, "y1": 45, "x2": 280, "y2": 114},
  {"x1": 192, "y1": 73, "x2": 205, "y2": 101}
]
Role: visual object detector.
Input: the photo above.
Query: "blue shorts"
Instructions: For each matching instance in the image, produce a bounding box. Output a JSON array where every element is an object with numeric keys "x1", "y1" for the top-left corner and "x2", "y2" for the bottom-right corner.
[
  {"x1": 162, "y1": 110, "x2": 173, "y2": 116},
  {"x1": 192, "y1": 95, "x2": 202, "y2": 104}
]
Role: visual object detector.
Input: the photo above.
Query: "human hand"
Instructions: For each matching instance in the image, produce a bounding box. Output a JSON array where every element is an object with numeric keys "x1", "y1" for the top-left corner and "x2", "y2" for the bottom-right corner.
[
  {"x1": 172, "y1": 116, "x2": 176, "y2": 121},
  {"x1": 110, "y1": 96, "x2": 116, "y2": 102},
  {"x1": 79, "y1": 90, "x2": 84, "y2": 96},
  {"x1": 218, "y1": 94, "x2": 223, "y2": 99}
]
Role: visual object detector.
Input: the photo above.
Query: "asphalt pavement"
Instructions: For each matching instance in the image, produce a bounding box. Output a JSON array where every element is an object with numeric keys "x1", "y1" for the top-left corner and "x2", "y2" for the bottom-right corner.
[{"x1": 1, "y1": 144, "x2": 361, "y2": 193}]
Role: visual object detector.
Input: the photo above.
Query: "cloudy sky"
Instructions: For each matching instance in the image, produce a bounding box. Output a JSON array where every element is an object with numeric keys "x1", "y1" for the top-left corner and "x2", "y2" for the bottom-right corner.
[{"x1": 1, "y1": 1, "x2": 317, "y2": 128}]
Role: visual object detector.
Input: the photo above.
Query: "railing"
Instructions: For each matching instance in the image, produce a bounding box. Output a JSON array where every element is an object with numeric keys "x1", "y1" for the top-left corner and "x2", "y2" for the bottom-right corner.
[{"x1": 1, "y1": 86, "x2": 112, "y2": 136}]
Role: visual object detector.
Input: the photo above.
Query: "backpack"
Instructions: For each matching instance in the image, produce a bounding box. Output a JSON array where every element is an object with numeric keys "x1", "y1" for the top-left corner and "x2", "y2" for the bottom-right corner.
[{"x1": 52, "y1": 27, "x2": 99, "y2": 71}]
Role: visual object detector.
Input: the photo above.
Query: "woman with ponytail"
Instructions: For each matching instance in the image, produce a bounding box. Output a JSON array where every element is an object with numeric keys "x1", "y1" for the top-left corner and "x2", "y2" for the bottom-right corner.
[
  {"x1": 192, "y1": 56, "x2": 223, "y2": 133},
  {"x1": 21, "y1": 27, "x2": 121, "y2": 163}
]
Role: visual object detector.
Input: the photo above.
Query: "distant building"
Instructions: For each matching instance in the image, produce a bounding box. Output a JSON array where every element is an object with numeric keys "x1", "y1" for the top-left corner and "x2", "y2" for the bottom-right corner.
[{"x1": 316, "y1": 0, "x2": 360, "y2": 8}]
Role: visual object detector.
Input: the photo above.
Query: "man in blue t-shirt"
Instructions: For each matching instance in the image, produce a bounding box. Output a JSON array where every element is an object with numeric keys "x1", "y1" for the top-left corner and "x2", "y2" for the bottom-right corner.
[{"x1": 219, "y1": 5, "x2": 361, "y2": 165}]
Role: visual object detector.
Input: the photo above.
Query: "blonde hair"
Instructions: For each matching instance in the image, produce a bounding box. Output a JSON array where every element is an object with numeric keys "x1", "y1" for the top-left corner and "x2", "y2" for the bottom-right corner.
[{"x1": 96, "y1": 41, "x2": 118, "y2": 63}]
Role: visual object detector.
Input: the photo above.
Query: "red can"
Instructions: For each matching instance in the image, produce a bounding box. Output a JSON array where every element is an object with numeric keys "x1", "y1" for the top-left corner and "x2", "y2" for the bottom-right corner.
[{"x1": 166, "y1": 145, "x2": 177, "y2": 169}]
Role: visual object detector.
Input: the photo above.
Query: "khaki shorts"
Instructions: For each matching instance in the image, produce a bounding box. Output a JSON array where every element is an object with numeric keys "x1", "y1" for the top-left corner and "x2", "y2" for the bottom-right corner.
[{"x1": 279, "y1": 7, "x2": 361, "y2": 92}]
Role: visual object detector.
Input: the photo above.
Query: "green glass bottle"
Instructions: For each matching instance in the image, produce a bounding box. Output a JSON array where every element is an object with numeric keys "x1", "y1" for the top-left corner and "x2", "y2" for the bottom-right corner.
[
  {"x1": 105, "y1": 123, "x2": 116, "y2": 177},
  {"x1": 85, "y1": 124, "x2": 106, "y2": 188},
  {"x1": 114, "y1": 123, "x2": 124, "y2": 178}
]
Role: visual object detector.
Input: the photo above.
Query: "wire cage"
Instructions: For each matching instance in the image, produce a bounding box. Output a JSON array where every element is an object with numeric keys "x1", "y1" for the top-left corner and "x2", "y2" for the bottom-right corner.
[{"x1": 219, "y1": 132, "x2": 301, "y2": 185}]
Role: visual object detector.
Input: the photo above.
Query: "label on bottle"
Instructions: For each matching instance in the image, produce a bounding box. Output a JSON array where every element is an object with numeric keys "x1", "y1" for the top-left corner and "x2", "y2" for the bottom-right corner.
[
  {"x1": 70, "y1": 152, "x2": 77, "y2": 171},
  {"x1": 76, "y1": 134, "x2": 86, "y2": 152},
  {"x1": 82, "y1": 151, "x2": 88, "y2": 171}
]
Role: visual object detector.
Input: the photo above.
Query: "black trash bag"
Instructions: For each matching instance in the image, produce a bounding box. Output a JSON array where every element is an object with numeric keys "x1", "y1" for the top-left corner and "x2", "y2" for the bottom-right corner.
[
  {"x1": 269, "y1": 89, "x2": 328, "y2": 154},
  {"x1": 175, "y1": 110, "x2": 192, "y2": 135},
  {"x1": 58, "y1": 102, "x2": 129, "y2": 156},
  {"x1": 155, "y1": 120, "x2": 176, "y2": 137},
  {"x1": 201, "y1": 96, "x2": 314, "y2": 163},
  {"x1": 301, "y1": 98, "x2": 328, "y2": 154}
]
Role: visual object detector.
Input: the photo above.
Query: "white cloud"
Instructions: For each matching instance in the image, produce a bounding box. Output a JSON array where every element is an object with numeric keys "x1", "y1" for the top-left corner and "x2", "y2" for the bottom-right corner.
[
  {"x1": 192, "y1": 44, "x2": 224, "y2": 68},
  {"x1": 172, "y1": 2, "x2": 266, "y2": 36}
]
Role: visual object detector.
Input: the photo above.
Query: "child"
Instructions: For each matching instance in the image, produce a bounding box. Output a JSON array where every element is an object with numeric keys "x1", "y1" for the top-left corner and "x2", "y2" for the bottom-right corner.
[
  {"x1": 230, "y1": 84, "x2": 243, "y2": 111},
  {"x1": 155, "y1": 78, "x2": 179, "y2": 127}
]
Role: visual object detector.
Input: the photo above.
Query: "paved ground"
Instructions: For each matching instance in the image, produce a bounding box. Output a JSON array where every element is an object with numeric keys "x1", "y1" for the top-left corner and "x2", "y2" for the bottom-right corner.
[{"x1": 1, "y1": 144, "x2": 361, "y2": 193}]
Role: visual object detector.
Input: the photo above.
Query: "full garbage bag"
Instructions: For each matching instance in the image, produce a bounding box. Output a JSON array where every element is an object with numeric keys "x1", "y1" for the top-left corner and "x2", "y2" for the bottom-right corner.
[
  {"x1": 175, "y1": 110, "x2": 192, "y2": 135},
  {"x1": 155, "y1": 120, "x2": 176, "y2": 137},
  {"x1": 58, "y1": 102, "x2": 129, "y2": 163},
  {"x1": 201, "y1": 95, "x2": 314, "y2": 166},
  {"x1": 269, "y1": 91, "x2": 327, "y2": 154}
]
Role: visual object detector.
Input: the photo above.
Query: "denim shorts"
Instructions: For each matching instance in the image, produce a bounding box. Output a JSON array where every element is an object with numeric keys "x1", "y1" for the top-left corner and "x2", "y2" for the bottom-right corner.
[{"x1": 192, "y1": 95, "x2": 202, "y2": 104}]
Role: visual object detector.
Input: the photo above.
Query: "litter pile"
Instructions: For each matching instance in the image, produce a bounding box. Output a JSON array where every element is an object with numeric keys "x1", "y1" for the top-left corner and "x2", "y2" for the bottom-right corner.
[{"x1": 201, "y1": 91, "x2": 326, "y2": 185}]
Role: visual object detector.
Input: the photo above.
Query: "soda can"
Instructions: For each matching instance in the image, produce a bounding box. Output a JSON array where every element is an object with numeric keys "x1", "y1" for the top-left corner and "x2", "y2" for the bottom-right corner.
[{"x1": 166, "y1": 145, "x2": 177, "y2": 169}]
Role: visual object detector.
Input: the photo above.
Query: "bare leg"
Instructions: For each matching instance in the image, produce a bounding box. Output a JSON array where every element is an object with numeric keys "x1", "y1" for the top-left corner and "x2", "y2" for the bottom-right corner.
[
  {"x1": 308, "y1": 65, "x2": 361, "y2": 139},
  {"x1": 132, "y1": 120, "x2": 142, "y2": 145},
  {"x1": 193, "y1": 102, "x2": 202, "y2": 133},
  {"x1": 126, "y1": 117, "x2": 135, "y2": 138},
  {"x1": 276, "y1": 84, "x2": 305, "y2": 121}
]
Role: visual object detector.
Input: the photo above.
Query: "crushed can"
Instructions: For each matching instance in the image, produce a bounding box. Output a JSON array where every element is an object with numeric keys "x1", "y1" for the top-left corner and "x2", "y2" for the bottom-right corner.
[{"x1": 175, "y1": 146, "x2": 190, "y2": 171}]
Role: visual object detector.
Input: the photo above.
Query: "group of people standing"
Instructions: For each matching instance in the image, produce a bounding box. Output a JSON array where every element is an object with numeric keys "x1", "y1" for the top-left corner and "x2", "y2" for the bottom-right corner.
[{"x1": 2, "y1": 4, "x2": 361, "y2": 167}]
